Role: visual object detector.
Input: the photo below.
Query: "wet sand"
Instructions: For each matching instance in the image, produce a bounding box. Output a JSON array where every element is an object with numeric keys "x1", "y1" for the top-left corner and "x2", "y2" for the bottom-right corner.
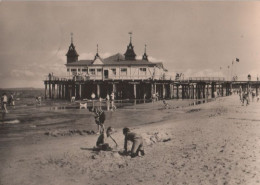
[{"x1": 0, "y1": 95, "x2": 259, "y2": 185}]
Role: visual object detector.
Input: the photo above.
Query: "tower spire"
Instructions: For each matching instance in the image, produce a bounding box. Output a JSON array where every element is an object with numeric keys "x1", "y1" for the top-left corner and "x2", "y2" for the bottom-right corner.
[
  {"x1": 71, "y1": 32, "x2": 73, "y2": 44},
  {"x1": 129, "y1": 32, "x2": 132, "y2": 43},
  {"x1": 142, "y1": 44, "x2": 148, "y2": 61},
  {"x1": 66, "y1": 33, "x2": 79, "y2": 63},
  {"x1": 124, "y1": 32, "x2": 136, "y2": 60},
  {"x1": 94, "y1": 44, "x2": 100, "y2": 59}
]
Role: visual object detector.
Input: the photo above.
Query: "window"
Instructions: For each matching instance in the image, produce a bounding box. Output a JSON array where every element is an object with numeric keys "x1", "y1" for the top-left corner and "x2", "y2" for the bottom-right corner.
[
  {"x1": 82, "y1": 69, "x2": 87, "y2": 72},
  {"x1": 111, "y1": 68, "x2": 116, "y2": 75},
  {"x1": 140, "y1": 68, "x2": 147, "y2": 75},
  {"x1": 67, "y1": 69, "x2": 69, "y2": 72},
  {"x1": 97, "y1": 68, "x2": 102, "y2": 75},
  {"x1": 121, "y1": 68, "x2": 127, "y2": 75},
  {"x1": 71, "y1": 69, "x2": 77, "y2": 75},
  {"x1": 89, "y1": 69, "x2": 95, "y2": 75}
]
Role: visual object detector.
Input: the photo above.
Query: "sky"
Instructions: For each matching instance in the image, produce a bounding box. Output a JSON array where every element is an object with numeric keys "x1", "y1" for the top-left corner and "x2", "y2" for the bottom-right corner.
[{"x1": 0, "y1": 1, "x2": 260, "y2": 88}]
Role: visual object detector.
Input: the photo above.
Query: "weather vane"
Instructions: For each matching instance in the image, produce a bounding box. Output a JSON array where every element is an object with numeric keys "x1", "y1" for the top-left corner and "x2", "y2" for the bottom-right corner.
[
  {"x1": 128, "y1": 32, "x2": 133, "y2": 42},
  {"x1": 71, "y1": 32, "x2": 73, "y2": 44}
]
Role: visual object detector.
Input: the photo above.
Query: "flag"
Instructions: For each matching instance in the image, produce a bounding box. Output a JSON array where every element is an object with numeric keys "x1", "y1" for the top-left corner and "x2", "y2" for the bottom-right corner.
[{"x1": 236, "y1": 58, "x2": 239, "y2": 62}]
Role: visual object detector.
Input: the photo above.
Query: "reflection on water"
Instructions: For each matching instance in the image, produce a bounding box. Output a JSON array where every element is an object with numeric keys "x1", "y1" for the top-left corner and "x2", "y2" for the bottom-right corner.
[
  {"x1": 49, "y1": 98, "x2": 213, "y2": 111},
  {"x1": 189, "y1": 98, "x2": 215, "y2": 106}
]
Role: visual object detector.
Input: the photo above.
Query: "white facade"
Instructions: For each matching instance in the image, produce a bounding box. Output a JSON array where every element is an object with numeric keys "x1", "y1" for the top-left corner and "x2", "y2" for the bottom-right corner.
[{"x1": 66, "y1": 65, "x2": 167, "y2": 80}]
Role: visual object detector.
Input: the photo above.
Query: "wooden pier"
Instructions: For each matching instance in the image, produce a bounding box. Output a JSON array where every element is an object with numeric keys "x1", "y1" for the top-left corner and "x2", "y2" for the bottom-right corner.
[{"x1": 43, "y1": 76, "x2": 259, "y2": 101}]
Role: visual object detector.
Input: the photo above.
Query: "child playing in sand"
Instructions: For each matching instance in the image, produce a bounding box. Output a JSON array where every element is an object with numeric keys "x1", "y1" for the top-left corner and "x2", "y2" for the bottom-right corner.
[
  {"x1": 123, "y1": 127, "x2": 145, "y2": 158},
  {"x1": 96, "y1": 127, "x2": 118, "y2": 151}
]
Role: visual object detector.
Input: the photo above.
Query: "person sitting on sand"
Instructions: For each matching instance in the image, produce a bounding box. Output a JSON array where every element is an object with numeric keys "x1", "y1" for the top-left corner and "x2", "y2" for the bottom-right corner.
[
  {"x1": 95, "y1": 127, "x2": 118, "y2": 151},
  {"x1": 163, "y1": 100, "x2": 170, "y2": 109},
  {"x1": 123, "y1": 127, "x2": 145, "y2": 158},
  {"x1": 94, "y1": 108, "x2": 106, "y2": 134}
]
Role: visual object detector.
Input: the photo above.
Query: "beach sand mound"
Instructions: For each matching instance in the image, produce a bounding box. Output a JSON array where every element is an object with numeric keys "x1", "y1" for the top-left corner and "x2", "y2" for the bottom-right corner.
[{"x1": 143, "y1": 131, "x2": 171, "y2": 145}]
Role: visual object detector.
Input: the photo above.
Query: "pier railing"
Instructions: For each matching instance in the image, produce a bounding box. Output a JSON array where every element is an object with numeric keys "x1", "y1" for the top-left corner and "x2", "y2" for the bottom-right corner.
[{"x1": 44, "y1": 74, "x2": 174, "y2": 82}]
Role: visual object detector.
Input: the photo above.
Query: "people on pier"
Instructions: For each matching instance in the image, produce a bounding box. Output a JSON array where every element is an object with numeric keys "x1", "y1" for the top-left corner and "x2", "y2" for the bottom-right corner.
[
  {"x1": 123, "y1": 127, "x2": 145, "y2": 158},
  {"x1": 95, "y1": 127, "x2": 118, "y2": 151}
]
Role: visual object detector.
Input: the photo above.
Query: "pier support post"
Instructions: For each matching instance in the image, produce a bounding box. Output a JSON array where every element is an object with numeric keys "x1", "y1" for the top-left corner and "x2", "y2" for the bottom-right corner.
[
  {"x1": 151, "y1": 83, "x2": 154, "y2": 98},
  {"x1": 133, "y1": 84, "x2": 137, "y2": 99},
  {"x1": 170, "y1": 84, "x2": 173, "y2": 99},
  {"x1": 45, "y1": 83, "x2": 47, "y2": 99},
  {"x1": 79, "y1": 84, "x2": 82, "y2": 99},
  {"x1": 49, "y1": 82, "x2": 51, "y2": 99},
  {"x1": 52, "y1": 84, "x2": 55, "y2": 99},
  {"x1": 162, "y1": 84, "x2": 166, "y2": 99},
  {"x1": 97, "y1": 84, "x2": 100, "y2": 98},
  {"x1": 62, "y1": 84, "x2": 65, "y2": 99},
  {"x1": 176, "y1": 85, "x2": 179, "y2": 99}
]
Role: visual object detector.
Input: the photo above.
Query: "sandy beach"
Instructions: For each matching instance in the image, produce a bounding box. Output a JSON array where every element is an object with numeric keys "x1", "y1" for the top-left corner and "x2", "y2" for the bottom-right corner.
[{"x1": 0, "y1": 95, "x2": 260, "y2": 185}]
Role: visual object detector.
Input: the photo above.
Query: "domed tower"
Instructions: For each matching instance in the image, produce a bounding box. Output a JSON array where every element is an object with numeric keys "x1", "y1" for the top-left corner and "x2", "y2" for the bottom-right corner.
[
  {"x1": 66, "y1": 33, "x2": 79, "y2": 63},
  {"x1": 142, "y1": 44, "x2": 148, "y2": 61},
  {"x1": 124, "y1": 32, "x2": 136, "y2": 60}
]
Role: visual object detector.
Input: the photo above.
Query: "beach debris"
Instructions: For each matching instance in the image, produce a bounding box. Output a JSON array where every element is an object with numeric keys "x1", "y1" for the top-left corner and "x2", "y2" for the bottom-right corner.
[
  {"x1": 44, "y1": 129, "x2": 96, "y2": 137},
  {"x1": 186, "y1": 109, "x2": 201, "y2": 113}
]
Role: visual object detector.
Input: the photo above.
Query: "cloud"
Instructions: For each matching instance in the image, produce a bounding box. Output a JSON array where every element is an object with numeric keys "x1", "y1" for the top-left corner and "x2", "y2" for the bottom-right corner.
[{"x1": 10, "y1": 69, "x2": 34, "y2": 78}]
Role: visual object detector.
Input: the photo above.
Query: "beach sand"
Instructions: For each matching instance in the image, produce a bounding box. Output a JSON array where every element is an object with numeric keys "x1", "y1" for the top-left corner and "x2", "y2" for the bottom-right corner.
[{"x1": 0, "y1": 95, "x2": 259, "y2": 185}]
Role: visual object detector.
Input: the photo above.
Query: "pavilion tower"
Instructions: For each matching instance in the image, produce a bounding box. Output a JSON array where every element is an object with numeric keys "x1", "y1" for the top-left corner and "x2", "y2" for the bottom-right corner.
[
  {"x1": 124, "y1": 32, "x2": 136, "y2": 60},
  {"x1": 66, "y1": 33, "x2": 79, "y2": 63}
]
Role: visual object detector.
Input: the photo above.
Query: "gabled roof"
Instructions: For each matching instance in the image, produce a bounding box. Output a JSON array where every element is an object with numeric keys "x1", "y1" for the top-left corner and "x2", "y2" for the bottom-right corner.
[
  {"x1": 66, "y1": 60, "x2": 92, "y2": 66},
  {"x1": 65, "y1": 53, "x2": 164, "y2": 67}
]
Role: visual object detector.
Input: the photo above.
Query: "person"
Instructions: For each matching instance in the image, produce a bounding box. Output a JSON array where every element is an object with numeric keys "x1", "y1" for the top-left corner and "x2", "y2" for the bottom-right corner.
[
  {"x1": 35, "y1": 96, "x2": 42, "y2": 105},
  {"x1": 96, "y1": 127, "x2": 118, "y2": 151},
  {"x1": 242, "y1": 91, "x2": 249, "y2": 106},
  {"x1": 110, "y1": 92, "x2": 116, "y2": 111},
  {"x1": 214, "y1": 91, "x2": 218, "y2": 100},
  {"x1": 123, "y1": 127, "x2": 145, "y2": 158},
  {"x1": 94, "y1": 107, "x2": 106, "y2": 134},
  {"x1": 106, "y1": 94, "x2": 110, "y2": 111},
  {"x1": 252, "y1": 91, "x2": 256, "y2": 102},
  {"x1": 9, "y1": 93, "x2": 15, "y2": 106},
  {"x1": 257, "y1": 93, "x2": 260, "y2": 102},
  {"x1": 163, "y1": 100, "x2": 170, "y2": 109},
  {"x1": 1, "y1": 93, "x2": 8, "y2": 113},
  {"x1": 152, "y1": 93, "x2": 156, "y2": 103},
  {"x1": 156, "y1": 92, "x2": 159, "y2": 101}
]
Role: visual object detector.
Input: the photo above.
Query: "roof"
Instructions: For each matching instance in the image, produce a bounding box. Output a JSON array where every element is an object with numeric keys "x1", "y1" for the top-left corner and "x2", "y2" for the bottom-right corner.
[{"x1": 65, "y1": 53, "x2": 164, "y2": 67}]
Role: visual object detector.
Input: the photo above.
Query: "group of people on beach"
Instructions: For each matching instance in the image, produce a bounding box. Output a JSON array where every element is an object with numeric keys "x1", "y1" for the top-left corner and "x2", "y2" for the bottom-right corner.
[
  {"x1": 93, "y1": 107, "x2": 145, "y2": 158},
  {"x1": 238, "y1": 87, "x2": 259, "y2": 106},
  {"x1": 1, "y1": 93, "x2": 15, "y2": 113}
]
